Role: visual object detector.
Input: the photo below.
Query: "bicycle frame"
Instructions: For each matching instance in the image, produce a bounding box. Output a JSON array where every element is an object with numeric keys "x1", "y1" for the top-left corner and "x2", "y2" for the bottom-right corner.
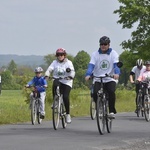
[
  {"x1": 31, "y1": 90, "x2": 42, "y2": 125},
  {"x1": 52, "y1": 78, "x2": 67, "y2": 130}
]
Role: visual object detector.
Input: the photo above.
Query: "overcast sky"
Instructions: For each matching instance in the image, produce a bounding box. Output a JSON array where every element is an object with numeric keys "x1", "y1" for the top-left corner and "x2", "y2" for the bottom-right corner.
[{"x1": 0, "y1": 0, "x2": 133, "y2": 56}]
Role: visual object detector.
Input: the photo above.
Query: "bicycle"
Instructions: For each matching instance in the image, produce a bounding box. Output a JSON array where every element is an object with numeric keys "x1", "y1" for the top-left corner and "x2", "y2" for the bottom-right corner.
[
  {"x1": 90, "y1": 84, "x2": 96, "y2": 120},
  {"x1": 136, "y1": 82, "x2": 144, "y2": 117},
  {"x1": 52, "y1": 77, "x2": 71, "y2": 130},
  {"x1": 94, "y1": 74, "x2": 113, "y2": 135},
  {"x1": 28, "y1": 86, "x2": 43, "y2": 125},
  {"x1": 142, "y1": 80, "x2": 150, "y2": 122}
]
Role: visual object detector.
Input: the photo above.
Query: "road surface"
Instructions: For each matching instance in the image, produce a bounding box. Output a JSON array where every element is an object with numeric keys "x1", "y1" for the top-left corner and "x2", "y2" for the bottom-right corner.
[{"x1": 0, "y1": 112, "x2": 150, "y2": 150}]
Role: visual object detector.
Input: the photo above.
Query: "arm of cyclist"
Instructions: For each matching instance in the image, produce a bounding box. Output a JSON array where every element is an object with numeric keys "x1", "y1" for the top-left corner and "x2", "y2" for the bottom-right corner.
[
  {"x1": 113, "y1": 63, "x2": 120, "y2": 80},
  {"x1": 129, "y1": 71, "x2": 135, "y2": 84},
  {"x1": 85, "y1": 63, "x2": 95, "y2": 81}
]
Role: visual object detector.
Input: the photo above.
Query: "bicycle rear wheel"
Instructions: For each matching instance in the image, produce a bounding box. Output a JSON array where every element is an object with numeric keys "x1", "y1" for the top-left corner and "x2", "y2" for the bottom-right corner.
[
  {"x1": 61, "y1": 103, "x2": 67, "y2": 128},
  {"x1": 96, "y1": 98, "x2": 105, "y2": 135},
  {"x1": 144, "y1": 96, "x2": 150, "y2": 122},
  {"x1": 90, "y1": 97, "x2": 96, "y2": 120},
  {"x1": 31, "y1": 100, "x2": 37, "y2": 125},
  {"x1": 52, "y1": 96, "x2": 60, "y2": 130}
]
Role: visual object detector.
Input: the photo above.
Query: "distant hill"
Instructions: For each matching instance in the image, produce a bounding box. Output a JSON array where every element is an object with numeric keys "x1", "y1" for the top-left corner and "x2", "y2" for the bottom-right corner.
[{"x1": 0, "y1": 54, "x2": 45, "y2": 67}]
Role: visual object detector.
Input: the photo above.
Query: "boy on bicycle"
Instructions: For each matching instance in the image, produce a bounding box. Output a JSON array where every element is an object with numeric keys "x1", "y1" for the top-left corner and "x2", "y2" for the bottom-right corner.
[{"x1": 26, "y1": 67, "x2": 47, "y2": 119}]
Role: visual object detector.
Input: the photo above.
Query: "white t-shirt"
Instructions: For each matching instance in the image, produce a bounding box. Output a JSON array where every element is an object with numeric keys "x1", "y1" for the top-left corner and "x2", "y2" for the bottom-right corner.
[
  {"x1": 89, "y1": 49, "x2": 119, "y2": 83},
  {"x1": 131, "y1": 66, "x2": 146, "y2": 80},
  {"x1": 45, "y1": 58, "x2": 75, "y2": 88}
]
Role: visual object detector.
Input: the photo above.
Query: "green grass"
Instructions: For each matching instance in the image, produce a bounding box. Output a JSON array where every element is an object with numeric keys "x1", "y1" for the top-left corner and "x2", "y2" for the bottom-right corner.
[{"x1": 0, "y1": 89, "x2": 136, "y2": 125}]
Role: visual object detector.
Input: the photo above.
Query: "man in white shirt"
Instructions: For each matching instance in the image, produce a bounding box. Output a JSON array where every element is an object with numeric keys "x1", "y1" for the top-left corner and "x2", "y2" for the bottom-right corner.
[
  {"x1": 129, "y1": 59, "x2": 146, "y2": 113},
  {"x1": 85, "y1": 36, "x2": 120, "y2": 119}
]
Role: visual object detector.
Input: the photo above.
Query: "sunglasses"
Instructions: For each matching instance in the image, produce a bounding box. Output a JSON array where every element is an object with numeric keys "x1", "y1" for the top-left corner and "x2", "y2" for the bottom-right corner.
[
  {"x1": 100, "y1": 43, "x2": 108, "y2": 46},
  {"x1": 36, "y1": 72, "x2": 41, "y2": 74},
  {"x1": 56, "y1": 54, "x2": 64, "y2": 57}
]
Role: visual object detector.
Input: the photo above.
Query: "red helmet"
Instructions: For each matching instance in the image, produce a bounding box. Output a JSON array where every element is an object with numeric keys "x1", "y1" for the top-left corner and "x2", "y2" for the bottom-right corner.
[{"x1": 56, "y1": 48, "x2": 66, "y2": 56}]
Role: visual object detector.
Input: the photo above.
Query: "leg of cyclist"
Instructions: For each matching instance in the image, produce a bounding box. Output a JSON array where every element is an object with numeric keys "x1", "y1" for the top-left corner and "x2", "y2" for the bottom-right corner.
[
  {"x1": 39, "y1": 92, "x2": 46, "y2": 119},
  {"x1": 93, "y1": 82, "x2": 101, "y2": 104},
  {"x1": 105, "y1": 81, "x2": 116, "y2": 118},
  {"x1": 61, "y1": 83, "x2": 71, "y2": 123},
  {"x1": 135, "y1": 83, "x2": 140, "y2": 113}
]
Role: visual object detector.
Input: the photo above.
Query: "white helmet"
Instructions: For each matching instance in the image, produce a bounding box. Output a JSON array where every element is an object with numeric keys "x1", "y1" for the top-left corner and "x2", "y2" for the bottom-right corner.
[
  {"x1": 136, "y1": 59, "x2": 143, "y2": 68},
  {"x1": 34, "y1": 67, "x2": 43, "y2": 73}
]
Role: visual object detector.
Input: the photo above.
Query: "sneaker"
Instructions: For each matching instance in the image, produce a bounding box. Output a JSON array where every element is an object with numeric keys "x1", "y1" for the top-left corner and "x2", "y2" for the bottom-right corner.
[
  {"x1": 108, "y1": 112, "x2": 115, "y2": 119},
  {"x1": 40, "y1": 114, "x2": 45, "y2": 119},
  {"x1": 135, "y1": 109, "x2": 137, "y2": 113},
  {"x1": 66, "y1": 114, "x2": 71, "y2": 124}
]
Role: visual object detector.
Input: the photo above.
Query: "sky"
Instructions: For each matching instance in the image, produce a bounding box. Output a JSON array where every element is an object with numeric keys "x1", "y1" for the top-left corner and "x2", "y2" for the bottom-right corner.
[{"x1": 0, "y1": 0, "x2": 133, "y2": 56}]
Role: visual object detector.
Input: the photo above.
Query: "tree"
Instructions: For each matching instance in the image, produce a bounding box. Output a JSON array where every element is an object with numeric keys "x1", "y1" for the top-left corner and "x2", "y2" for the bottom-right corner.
[
  {"x1": 73, "y1": 50, "x2": 90, "y2": 71},
  {"x1": 7, "y1": 60, "x2": 17, "y2": 75},
  {"x1": 73, "y1": 50, "x2": 90, "y2": 88},
  {"x1": 114, "y1": 0, "x2": 150, "y2": 60}
]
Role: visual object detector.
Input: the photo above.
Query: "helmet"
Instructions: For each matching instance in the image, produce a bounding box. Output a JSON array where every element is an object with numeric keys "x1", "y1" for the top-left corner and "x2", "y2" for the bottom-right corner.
[
  {"x1": 136, "y1": 59, "x2": 143, "y2": 67},
  {"x1": 56, "y1": 48, "x2": 66, "y2": 56},
  {"x1": 34, "y1": 67, "x2": 43, "y2": 73},
  {"x1": 99, "y1": 36, "x2": 110, "y2": 44},
  {"x1": 145, "y1": 60, "x2": 150, "y2": 65}
]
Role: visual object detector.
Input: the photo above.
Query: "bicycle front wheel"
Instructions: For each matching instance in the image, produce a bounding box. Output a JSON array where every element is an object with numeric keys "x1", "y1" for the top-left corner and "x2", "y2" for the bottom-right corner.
[
  {"x1": 90, "y1": 97, "x2": 96, "y2": 120},
  {"x1": 31, "y1": 100, "x2": 37, "y2": 125},
  {"x1": 105, "y1": 101, "x2": 112, "y2": 133},
  {"x1": 52, "y1": 96, "x2": 60, "y2": 130},
  {"x1": 61, "y1": 103, "x2": 67, "y2": 128},
  {"x1": 144, "y1": 96, "x2": 150, "y2": 122},
  {"x1": 136, "y1": 94, "x2": 142, "y2": 117},
  {"x1": 96, "y1": 98, "x2": 105, "y2": 135},
  {"x1": 37, "y1": 101, "x2": 42, "y2": 124}
]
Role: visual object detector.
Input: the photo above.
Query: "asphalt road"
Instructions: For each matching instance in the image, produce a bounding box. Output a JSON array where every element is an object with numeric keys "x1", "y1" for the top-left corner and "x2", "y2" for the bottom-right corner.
[{"x1": 0, "y1": 112, "x2": 150, "y2": 150}]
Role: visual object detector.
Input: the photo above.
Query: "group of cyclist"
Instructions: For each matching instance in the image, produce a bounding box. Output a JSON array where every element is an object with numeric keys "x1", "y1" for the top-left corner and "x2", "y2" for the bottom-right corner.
[
  {"x1": 130, "y1": 59, "x2": 150, "y2": 113},
  {"x1": 25, "y1": 35, "x2": 150, "y2": 125}
]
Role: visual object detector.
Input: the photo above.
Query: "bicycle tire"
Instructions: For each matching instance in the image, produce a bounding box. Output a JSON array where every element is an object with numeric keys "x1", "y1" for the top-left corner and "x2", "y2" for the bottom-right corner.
[
  {"x1": 61, "y1": 103, "x2": 67, "y2": 128},
  {"x1": 136, "y1": 94, "x2": 142, "y2": 117},
  {"x1": 37, "y1": 100, "x2": 42, "y2": 124},
  {"x1": 90, "y1": 97, "x2": 96, "y2": 120},
  {"x1": 144, "y1": 96, "x2": 150, "y2": 122},
  {"x1": 105, "y1": 100, "x2": 112, "y2": 133},
  {"x1": 96, "y1": 97, "x2": 105, "y2": 135},
  {"x1": 31, "y1": 100, "x2": 37, "y2": 125},
  {"x1": 52, "y1": 96, "x2": 60, "y2": 130}
]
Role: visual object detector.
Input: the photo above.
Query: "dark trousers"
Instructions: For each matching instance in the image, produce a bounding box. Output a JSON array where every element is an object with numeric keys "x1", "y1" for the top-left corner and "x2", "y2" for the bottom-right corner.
[
  {"x1": 93, "y1": 81, "x2": 117, "y2": 114},
  {"x1": 52, "y1": 80, "x2": 71, "y2": 114}
]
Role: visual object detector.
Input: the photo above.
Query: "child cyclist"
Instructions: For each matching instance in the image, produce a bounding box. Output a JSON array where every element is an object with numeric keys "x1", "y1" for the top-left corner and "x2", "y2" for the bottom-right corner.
[{"x1": 25, "y1": 67, "x2": 47, "y2": 119}]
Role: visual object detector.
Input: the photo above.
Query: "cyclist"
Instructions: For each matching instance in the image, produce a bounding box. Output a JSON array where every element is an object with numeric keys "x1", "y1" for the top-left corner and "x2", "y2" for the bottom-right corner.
[
  {"x1": 25, "y1": 67, "x2": 47, "y2": 119},
  {"x1": 85, "y1": 36, "x2": 120, "y2": 119},
  {"x1": 129, "y1": 59, "x2": 146, "y2": 113},
  {"x1": 45, "y1": 48, "x2": 75, "y2": 124}
]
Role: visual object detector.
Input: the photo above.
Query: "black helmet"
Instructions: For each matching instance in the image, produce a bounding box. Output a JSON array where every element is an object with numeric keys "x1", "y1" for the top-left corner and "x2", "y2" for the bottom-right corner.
[
  {"x1": 145, "y1": 60, "x2": 150, "y2": 65},
  {"x1": 99, "y1": 36, "x2": 110, "y2": 44},
  {"x1": 136, "y1": 59, "x2": 143, "y2": 67}
]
